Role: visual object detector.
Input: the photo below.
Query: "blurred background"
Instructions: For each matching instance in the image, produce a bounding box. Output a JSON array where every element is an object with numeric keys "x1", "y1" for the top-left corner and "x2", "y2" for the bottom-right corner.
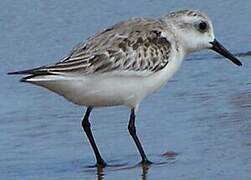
[{"x1": 1, "y1": 0, "x2": 250, "y2": 179}]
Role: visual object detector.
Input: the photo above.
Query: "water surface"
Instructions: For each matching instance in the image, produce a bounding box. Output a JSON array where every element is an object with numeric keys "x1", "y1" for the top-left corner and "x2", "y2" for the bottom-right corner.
[{"x1": 1, "y1": 0, "x2": 251, "y2": 180}]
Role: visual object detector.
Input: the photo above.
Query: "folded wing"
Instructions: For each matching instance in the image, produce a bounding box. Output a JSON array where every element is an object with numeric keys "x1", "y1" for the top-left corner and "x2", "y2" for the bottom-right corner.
[{"x1": 9, "y1": 18, "x2": 172, "y2": 78}]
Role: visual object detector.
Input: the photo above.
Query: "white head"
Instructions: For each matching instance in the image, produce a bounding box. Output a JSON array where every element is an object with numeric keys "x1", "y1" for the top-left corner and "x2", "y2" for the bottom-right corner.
[{"x1": 162, "y1": 10, "x2": 242, "y2": 66}]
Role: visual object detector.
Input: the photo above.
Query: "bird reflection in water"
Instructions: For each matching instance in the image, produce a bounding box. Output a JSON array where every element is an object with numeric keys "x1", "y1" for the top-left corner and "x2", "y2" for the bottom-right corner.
[{"x1": 95, "y1": 162, "x2": 151, "y2": 180}]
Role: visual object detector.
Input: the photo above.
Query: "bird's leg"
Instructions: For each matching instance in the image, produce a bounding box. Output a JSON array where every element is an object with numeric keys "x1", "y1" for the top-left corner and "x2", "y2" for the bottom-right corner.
[
  {"x1": 128, "y1": 108, "x2": 152, "y2": 164},
  {"x1": 82, "y1": 107, "x2": 107, "y2": 167}
]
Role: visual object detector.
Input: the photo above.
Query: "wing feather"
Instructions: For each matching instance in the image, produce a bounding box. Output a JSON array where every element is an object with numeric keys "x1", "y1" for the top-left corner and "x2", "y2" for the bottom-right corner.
[{"x1": 19, "y1": 18, "x2": 172, "y2": 77}]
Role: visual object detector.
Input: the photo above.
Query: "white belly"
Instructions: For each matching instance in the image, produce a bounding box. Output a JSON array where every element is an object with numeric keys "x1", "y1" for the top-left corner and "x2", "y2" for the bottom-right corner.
[
  {"x1": 28, "y1": 54, "x2": 184, "y2": 108},
  {"x1": 29, "y1": 74, "x2": 155, "y2": 108}
]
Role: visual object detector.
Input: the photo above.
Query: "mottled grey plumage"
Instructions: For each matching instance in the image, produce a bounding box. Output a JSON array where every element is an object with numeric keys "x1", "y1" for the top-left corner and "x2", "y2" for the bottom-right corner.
[{"x1": 19, "y1": 18, "x2": 173, "y2": 76}]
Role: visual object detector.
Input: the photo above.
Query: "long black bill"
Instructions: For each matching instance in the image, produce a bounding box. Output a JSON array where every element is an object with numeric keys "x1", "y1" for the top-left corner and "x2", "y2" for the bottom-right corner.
[{"x1": 210, "y1": 39, "x2": 242, "y2": 66}]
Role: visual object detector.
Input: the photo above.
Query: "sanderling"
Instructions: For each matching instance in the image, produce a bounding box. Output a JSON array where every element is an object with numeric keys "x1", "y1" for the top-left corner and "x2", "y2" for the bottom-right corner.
[{"x1": 8, "y1": 9, "x2": 242, "y2": 167}]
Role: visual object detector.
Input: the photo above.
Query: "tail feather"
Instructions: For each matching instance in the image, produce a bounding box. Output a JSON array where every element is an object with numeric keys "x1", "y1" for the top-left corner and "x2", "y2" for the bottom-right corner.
[
  {"x1": 7, "y1": 68, "x2": 39, "y2": 75},
  {"x1": 7, "y1": 65, "x2": 51, "y2": 75},
  {"x1": 8, "y1": 66, "x2": 58, "y2": 76},
  {"x1": 20, "y1": 74, "x2": 38, "y2": 82},
  {"x1": 8, "y1": 67, "x2": 60, "y2": 83}
]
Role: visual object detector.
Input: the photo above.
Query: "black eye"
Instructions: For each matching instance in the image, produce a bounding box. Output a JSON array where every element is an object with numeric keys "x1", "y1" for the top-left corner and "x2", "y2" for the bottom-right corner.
[{"x1": 198, "y1": 21, "x2": 208, "y2": 32}]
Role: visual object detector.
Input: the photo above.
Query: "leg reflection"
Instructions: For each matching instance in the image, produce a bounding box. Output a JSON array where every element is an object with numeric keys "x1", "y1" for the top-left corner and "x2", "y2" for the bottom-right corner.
[
  {"x1": 141, "y1": 162, "x2": 151, "y2": 180},
  {"x1": 96, "y1": 166, "x2": 105, "y2": 180}
]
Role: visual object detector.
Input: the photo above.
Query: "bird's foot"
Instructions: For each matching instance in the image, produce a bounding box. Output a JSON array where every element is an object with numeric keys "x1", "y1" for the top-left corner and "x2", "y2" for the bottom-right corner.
[
  {"x1": 140, "y1": 159, "x2": 153, "y2": 166},
  {"x1": 96, "y1": 159, "x2": 107, "y2": 168}
]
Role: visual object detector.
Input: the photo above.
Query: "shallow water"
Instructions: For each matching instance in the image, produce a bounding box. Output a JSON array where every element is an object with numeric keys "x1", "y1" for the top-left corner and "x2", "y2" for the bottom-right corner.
[{"x1": 1, "y1": 0, "x2": 251, "y2": 180}]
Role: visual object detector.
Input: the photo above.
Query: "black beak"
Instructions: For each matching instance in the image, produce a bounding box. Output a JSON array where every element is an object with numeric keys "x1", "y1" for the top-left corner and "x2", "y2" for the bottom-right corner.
[{"x1": 210, "y1": 39, "x2": 242, "y2": 66}]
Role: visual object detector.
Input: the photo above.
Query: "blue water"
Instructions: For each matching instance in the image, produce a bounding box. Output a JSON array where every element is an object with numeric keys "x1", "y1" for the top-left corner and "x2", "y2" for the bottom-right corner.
[{"x1": 1, "y1": 0, "x2": 251, "y2": 180}]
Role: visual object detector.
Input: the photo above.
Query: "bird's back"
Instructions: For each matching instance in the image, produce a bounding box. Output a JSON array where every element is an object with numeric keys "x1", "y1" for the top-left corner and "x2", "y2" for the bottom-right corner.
[{"x1": 11, "y1": 18, "x2": 176, "y2": 78}]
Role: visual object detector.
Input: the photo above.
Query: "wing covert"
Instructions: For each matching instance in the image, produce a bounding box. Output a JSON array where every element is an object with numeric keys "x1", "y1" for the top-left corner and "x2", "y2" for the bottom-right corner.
[{"x1": 25, "y1": 18, "x2": 172, "y2": 76}]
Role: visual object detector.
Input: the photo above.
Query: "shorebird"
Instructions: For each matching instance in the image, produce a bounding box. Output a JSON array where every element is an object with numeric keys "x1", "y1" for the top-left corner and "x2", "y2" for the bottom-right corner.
[{"x1": 8, "y1": 9, "x2": 242, "y2": 167}]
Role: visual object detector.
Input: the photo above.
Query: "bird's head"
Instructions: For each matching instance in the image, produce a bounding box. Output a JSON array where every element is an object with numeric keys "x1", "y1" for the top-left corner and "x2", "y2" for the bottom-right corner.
[{"x1": 163, "y1": 9, "x2": 242, "y2": 66}]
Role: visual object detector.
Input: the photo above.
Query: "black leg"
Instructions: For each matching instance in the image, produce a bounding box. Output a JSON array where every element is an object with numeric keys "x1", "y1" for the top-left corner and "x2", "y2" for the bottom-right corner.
[
  {"x1": 82, "y1": 107, "x2": 106, "y2": 167},
  {"x1": 128, "y1": 109, "x2": 152, "y2": 164}
]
